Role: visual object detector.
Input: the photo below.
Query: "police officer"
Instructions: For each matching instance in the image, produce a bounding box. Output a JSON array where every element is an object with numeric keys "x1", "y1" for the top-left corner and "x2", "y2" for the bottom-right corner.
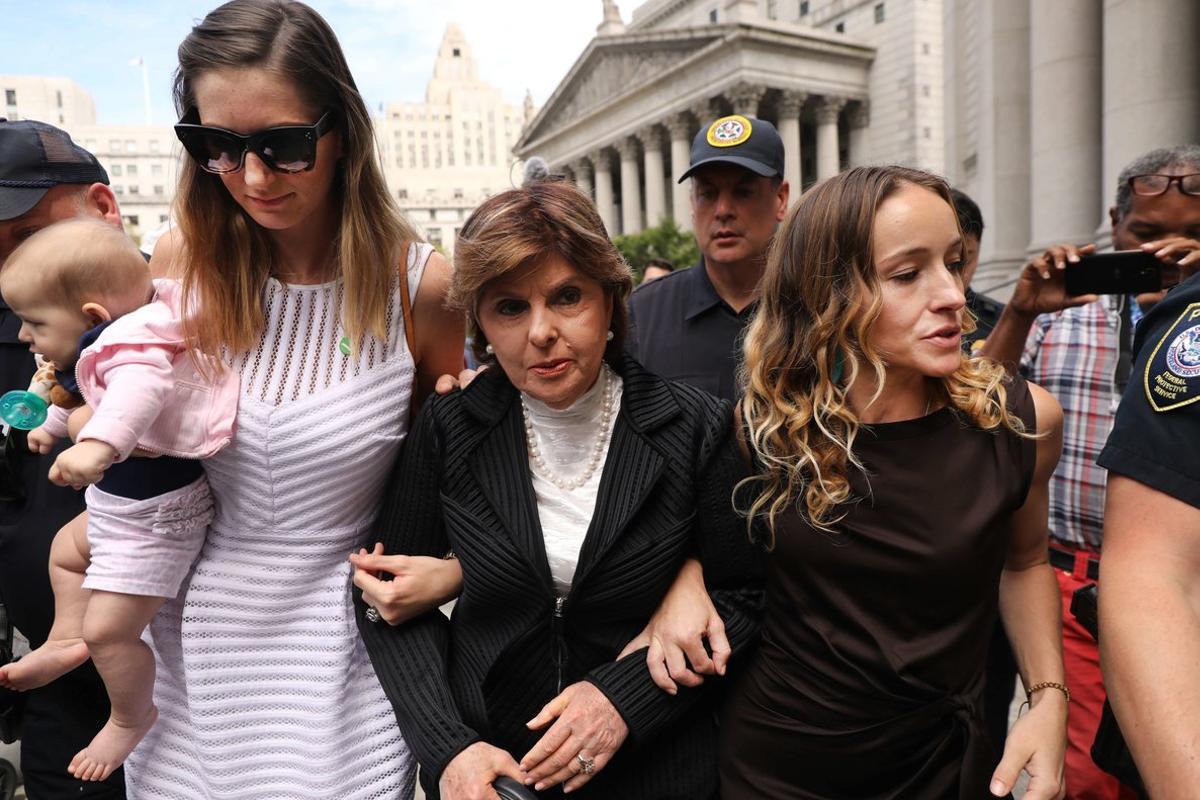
[
  {"x1": 626, "y1": 115, "x2": 789, "y2": 402},
  {"x1": 0, "y1": 118, "x2": 125, "y2": 798},
  {"x1": 1097, "y1": 225, "x2": 1200, "y2": 796}
]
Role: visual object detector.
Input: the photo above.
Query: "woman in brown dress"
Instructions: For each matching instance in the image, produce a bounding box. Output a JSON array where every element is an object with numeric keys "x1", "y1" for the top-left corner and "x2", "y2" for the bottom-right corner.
[{"x1": 633, "y1": 166, "x2": 1068, "y2": 799}]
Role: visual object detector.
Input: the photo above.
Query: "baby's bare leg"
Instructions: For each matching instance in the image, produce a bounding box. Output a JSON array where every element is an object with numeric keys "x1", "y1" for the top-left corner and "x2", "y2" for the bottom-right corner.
[
  {"x1": 0, "y1": 512, "x2": 91, "y2": 690},
  {"x1": 69, "y1": 590, "x2": 164, "y2": 781}
]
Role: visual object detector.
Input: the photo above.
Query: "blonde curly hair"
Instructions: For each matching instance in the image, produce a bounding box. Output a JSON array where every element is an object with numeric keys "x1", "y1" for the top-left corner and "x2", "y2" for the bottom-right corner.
[{"x1": 738, "y1": 166, "x2": 1028, "y2": 546}]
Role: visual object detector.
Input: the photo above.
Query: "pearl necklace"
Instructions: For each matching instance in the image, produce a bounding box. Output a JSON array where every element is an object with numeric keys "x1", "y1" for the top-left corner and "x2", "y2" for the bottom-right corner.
[{"x1": 521, "y1": 365, "x2": 615, "y2": 491}]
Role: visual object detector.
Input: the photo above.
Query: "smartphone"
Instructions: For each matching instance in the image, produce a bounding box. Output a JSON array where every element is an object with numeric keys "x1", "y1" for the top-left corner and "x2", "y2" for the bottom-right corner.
[{"x1": 1065, "y1": 251, "x2": 1162, "y2": 296}]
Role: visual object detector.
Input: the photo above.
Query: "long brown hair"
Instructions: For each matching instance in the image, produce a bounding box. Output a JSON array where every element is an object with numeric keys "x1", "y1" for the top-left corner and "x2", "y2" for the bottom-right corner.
[
  {"x1": 739, "y1": 166, "x2": 1028, "y2": 544},
  {"x1": 172, "y1": 0, "x2": 418, "y2": 357},
  {"x1": 450, "y1": 180, "x2": 633, "y2": 364}
]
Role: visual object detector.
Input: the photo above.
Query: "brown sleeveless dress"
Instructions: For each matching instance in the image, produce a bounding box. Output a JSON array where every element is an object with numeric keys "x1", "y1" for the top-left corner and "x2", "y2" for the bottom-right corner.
[{"x1": 720, "y1": 377, "x2": 1036, "y2": 800}]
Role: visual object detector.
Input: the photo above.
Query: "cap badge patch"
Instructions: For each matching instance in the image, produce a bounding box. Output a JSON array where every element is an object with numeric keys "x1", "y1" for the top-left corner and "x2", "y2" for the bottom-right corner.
[
  {"x1": 1144, "y1": 302, "x2": 1200, "y2": 412},
  {"x1": 707, "y1": 115, "x2": 753, "y2": 148}
]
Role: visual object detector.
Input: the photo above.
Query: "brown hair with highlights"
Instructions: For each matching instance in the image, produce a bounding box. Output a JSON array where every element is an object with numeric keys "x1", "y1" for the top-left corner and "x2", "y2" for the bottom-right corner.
[
  {"x1": 738, "y1": 165, "x2": 1029, "y2": 545},
  {"x1": 451, "y1": 179, "x2": 633, "y2": 364},
  {"x1": 171, "y1": 0, "x2": 419, "y2": 359}
]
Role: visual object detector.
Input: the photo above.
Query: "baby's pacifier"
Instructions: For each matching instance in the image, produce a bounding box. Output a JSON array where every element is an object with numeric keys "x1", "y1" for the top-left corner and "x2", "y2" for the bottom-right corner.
[{"x1": 0, "y1": 390, "x2": 48, "y2": 430}]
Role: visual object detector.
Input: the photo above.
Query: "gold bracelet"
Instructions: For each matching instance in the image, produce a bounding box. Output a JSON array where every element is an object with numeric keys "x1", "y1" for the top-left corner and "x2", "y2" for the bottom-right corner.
[{"x1": 1027, "y1": 681, "x2": 1071, "y2": 704}]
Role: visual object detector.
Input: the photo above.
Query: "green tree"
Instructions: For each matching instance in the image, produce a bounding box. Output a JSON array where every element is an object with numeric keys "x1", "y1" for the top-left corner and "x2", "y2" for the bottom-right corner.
[{"x1": 612, "y1": 219, "x2": 700, "y2": 283}]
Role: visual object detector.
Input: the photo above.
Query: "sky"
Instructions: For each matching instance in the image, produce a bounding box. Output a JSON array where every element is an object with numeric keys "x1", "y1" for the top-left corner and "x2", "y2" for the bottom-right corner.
[{"x1": 0, "y1": 0, "x2": 607, "y2": 126}]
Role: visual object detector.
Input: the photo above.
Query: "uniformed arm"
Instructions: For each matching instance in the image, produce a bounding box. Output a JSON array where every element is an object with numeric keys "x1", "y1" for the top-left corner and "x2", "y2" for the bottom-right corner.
[
  {"x1": 411, "y1": 252, "x2": 467, "y2": 414},
  {"x1": 1099, "y1": 476, "x2": 1200, "y2": 796},
  {"x1": 980, "y1": 243, "x2": 1097, "y2": 368},
  {"x1": 990, "y1": 382, "x2": 1068, "y2": 799},
  {"x1": 592, "y1": 400, "x2": 764, "y2": 738},
  {"x1": 353, "y1": 403, "x2": 482, "y2": 782}
]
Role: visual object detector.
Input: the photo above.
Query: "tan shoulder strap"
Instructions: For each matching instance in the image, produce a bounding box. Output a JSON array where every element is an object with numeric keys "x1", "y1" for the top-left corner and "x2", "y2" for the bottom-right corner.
[{"x1": 399, "y1": 244, "x2": 417, "y2": 357}]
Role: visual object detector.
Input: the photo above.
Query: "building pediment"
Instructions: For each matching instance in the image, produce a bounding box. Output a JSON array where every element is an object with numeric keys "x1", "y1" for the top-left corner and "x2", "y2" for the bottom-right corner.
[
  {"x1": 519, "y1": 28, "x2": 725, "y2": 147},
  {"x1": 516, "y1": 21, "x2": 874, "y2": 164}
]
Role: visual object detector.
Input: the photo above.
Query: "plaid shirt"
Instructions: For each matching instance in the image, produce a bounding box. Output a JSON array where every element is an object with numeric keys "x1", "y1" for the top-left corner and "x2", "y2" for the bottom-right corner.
[{"x1": 1020, "y1": 297, "x2": 1130, "y2": 550}]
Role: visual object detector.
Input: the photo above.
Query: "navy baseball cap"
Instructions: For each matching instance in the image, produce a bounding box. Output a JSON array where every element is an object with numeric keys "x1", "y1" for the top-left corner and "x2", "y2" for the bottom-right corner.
[
  {"x1": 678, "y1": 115, "x2": 785, "y2": 183},
  {"x1": 0, "y1": 118, "x2": 109, "y2": 221}
]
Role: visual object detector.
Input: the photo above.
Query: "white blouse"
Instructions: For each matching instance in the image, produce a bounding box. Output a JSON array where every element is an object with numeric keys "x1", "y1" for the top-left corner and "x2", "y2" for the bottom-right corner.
[{"x1": 521, "y1": 364, "x2": 624, "y2": 597}]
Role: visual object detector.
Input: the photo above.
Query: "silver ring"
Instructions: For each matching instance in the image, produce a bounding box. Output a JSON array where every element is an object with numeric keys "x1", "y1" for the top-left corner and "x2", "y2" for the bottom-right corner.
[
  {"x1": 365, "y1": 606, "x2": 381, "y2": 623},
  {"x1": 576, "y1": 753, "x2": 594, "y2": 775}
]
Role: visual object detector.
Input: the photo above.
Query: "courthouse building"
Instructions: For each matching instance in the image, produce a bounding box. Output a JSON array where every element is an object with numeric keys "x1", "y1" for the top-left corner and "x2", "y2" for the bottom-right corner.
[
  {"x1": 519, "y1": 0, "x2": 1200, "y2": 291},
  {"x1": 377, "y1": 24, "x2": 533, "y2": 254}
]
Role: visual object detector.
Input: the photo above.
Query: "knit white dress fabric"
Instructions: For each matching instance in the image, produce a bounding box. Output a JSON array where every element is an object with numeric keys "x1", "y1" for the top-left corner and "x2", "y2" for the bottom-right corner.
[{"x1": 125, "y1": 244, "x2": 432, "y2": 800}]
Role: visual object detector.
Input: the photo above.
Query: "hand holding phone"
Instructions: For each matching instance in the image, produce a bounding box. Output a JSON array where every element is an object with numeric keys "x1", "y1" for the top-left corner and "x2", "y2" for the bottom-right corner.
[{"x1": 1065, "y1": 251, "x2": 1163, "y2": 296}]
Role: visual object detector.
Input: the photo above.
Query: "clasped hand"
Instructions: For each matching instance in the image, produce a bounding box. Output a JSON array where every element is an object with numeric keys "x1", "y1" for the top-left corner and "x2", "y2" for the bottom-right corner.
[
  {"x1": 48, "y1": 440, "x2": 117, "y2": 489},
  {"x1": 349, "y1": 542, "x2": 463, "y2": 625},
  {"x1": 519, "y1": 681, "x2": 628, "y2": 793}
]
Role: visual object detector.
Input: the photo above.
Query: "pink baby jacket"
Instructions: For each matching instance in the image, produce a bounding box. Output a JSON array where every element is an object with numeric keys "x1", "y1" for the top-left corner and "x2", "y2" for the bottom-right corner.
[{"x1": 41, "y1": 279, "x2": 238, "y2": 461}]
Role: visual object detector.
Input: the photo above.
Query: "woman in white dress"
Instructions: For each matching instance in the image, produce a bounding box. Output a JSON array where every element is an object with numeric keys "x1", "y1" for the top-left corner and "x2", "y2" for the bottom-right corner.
[{"x1": 126, "y1": 1, "x2": 466, "y2": 797}]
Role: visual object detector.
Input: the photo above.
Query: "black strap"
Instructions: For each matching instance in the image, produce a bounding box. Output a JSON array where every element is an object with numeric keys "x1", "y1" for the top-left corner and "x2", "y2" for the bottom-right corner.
[{"x1": 1115, "y1": 296, "x2": 1134, "y2": 394}]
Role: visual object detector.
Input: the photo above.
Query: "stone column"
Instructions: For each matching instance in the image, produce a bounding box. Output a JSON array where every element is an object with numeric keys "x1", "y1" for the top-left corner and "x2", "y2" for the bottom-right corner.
[
  {"x1": 617, "y1": 137, "x2": 643, "y2": 235},
  {"x1": 1101, "y1": 0, "x2": 1200, "y2": 237},
  {"x1": 847, "y1": 101, "x2": 870, "y2": 168},
  {"x1": 592, "y1": 150, "x2": 617, "y2": 236},
  {"x1": 974, "y1": 0, "x2": 1031, "y2": 289},
  {"x1": 691, "y1": 97, "x2": 721, "y2": 130},
  {"x1": 727, "y1": 82, "x2": 766, "y2": 118},
  {"x1": 1029, "y1": 0, "x2": 1102, "y2": 251},
  {"x1": 815, "y1": 96, "x2": 846, "y2": 181},
  {"x1": 637, "y1": 127, "x2": 667, "y2": 228},
  {"x1": 572, "y1": 159, "x2": 593, "y2": 200},
  {"x1": 776, "y1": 90, "x2": 807, "y2": 197},
  {"x1": 666, "y1": 113, "x2": 694, "y2": 232}
]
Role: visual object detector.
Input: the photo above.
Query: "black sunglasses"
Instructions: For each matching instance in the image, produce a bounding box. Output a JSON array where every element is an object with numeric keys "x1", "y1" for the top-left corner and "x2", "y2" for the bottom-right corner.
[
  {"x1": 1128, "y1": 173, "x2": 1200, "y2": 198},
  {"x1": 174, "y1": 109, "x2": 337, "y2": 174}
]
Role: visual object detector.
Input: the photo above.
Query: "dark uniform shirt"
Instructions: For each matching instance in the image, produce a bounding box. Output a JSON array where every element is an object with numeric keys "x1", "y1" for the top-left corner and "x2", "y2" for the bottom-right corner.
[
  {"x1": 964, "y1": 288, "x2": 1005, "y2": 353},
  {"x1": 1098, "y1": 271, "x2": 1200, "y2": 508},
  {"x1": 626, "y1": 260, "x2": 755, "y2": 403}
]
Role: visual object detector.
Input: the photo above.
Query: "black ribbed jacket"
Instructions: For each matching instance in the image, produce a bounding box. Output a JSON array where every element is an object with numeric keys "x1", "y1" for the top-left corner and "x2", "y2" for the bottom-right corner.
[{"x1": 358, "y1": 354, "x2": 763, "y2": 799}]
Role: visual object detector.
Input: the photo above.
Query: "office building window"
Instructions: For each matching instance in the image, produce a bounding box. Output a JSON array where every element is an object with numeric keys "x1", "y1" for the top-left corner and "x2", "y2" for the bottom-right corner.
[
  {"x1": 800, "y1": 1, "x2": 809, "y2": 15},
  {"x1": 123, "y1": 215, "x2": 139, "y2": 227},
  {"x1": 129, "y1": 186, "x2": 140, "y2": 195},
  {"x1": 125, "y1": 139, "x2": 135, "y2": 151},
  {"x1": 153, "y1": 185, "x2": 164, "y2": 196},
  {"x1": 709, "y1": 8, "x2": 718, "y2": 22},
  {"x1": 110, "y1": 139, "x2": 122, "y2": 152},
  {"x1": 56, "y1": 90, "x2": 63, "y2": 108},
  {"x1": 159, "y1": 214, "x2": 169, "y2": 224},
  {"x1": 151, "y1": 163, "x2": 163, "y2": 175},
  {"x1": 835, "y1": 21, "x2": 845, "y2": 32},
  {"x1": 875, "y1": 3, "x2": 885, "y2": 23},
  {"x1": 127, "y1": 164, "x2": 138, "y2": 176},
  {"x1": 112, "y1": 164, "x2": 123, "y2": 177},
  {"x1": 4, "y1": 89, "x2": 16, "y2": 105},
  {"x1": 398, "y1": 189, "x2": 408, "y2": 200}
]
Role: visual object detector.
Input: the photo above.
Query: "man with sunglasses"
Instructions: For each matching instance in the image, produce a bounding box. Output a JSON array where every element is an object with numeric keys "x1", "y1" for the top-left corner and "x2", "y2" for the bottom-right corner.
[
  {"x1": 981, "y1": 144, "x2": 1200, "y2": 799},
  {"x1": 0, "y1": 118, "x2": 126, "y2": 799}
]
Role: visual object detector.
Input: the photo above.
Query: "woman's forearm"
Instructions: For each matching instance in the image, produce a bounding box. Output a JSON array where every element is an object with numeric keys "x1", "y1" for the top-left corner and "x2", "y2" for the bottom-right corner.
[{"x1": 998, "y1": 562, "x2": 1064, "y2": 693}]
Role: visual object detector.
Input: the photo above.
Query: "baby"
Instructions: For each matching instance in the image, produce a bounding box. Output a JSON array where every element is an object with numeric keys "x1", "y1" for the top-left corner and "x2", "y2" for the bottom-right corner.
[{"x1": 0, "y1": 218, "x2": 237, "y2": 780}]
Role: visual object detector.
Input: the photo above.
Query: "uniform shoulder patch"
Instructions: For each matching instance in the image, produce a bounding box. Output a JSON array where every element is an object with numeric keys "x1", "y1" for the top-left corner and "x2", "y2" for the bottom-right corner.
[
  {"x1": 706, "y1": 115, "x2": 753, "y2": 148},
  {"x1": 1144, "y1": 301, "x2": 1200, "y2": 412}
]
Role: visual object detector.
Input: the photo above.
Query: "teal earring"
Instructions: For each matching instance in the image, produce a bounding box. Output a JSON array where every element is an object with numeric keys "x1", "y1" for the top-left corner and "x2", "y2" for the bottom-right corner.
[{"x1": 830, "y1": 349, "x2": 845, "y2": 385}]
